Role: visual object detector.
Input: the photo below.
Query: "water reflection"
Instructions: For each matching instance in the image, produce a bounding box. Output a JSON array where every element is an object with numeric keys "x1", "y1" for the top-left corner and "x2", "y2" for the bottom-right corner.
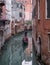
[{"x1": 22, "y1": 36, "x2": 32, "y2": 65}]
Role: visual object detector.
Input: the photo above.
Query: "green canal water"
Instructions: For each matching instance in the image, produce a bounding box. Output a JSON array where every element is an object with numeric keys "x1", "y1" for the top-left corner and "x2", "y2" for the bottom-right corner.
[{"x1": 0, "y1": 31, "x2": 38, "y2": 65}]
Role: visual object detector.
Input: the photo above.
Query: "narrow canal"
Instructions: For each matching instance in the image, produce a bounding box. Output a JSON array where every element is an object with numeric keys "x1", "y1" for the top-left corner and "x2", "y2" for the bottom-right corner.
[{"x1": 0, "y1": 31, "x2": 38, "y2": 65}]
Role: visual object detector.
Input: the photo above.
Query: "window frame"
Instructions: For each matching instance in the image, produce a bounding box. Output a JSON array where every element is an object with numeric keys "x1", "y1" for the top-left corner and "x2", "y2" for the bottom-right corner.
[
  {"x1": 38, "y1": 0, "x2": 40, "y2": 20},
  {"x1": 45, "y1": 0, "x2": 50, "y2": 19}
]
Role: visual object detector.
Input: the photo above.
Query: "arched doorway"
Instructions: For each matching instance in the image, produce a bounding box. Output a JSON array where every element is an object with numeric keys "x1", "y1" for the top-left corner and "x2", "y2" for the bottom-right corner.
[
  {"x1": 37, "y1": 36, "x2": 41, "y2": 61},
  {"x1": 15, "y1": 25, "x2": 18, "y2": 34}
]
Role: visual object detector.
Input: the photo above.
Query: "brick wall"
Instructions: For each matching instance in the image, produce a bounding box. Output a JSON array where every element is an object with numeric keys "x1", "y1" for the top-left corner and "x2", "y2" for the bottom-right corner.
[{"x1": 32, "y1": 0, "x2": 50, "y2": 64}]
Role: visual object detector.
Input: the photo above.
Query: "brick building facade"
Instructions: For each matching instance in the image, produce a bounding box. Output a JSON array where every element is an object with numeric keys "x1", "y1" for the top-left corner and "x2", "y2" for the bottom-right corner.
[{"x1": 32, "y1": 0, "x2": 50, "y2": 65}]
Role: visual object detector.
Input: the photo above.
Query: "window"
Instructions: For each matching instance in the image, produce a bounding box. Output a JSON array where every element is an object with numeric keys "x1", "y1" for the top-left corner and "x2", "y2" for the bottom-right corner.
[
  {"x1": 32, "y1": 7, "x2": 36, "y2": 18},
  {"x1": 38, "y1": 0, "x2": 40, "y2": 19},
  {"x1": 48, "y1": 34, "x2": 50, "y2": 52},
  {"x1": 46, "y1": 0, "x2": 50, "y2": 18},
  {"x1": 19, "y1": 12, "x2": 22, "y2": 17},
  {"x1": 20, "y1": 4, "x2": 22, "y2": 9},
  {"x1": 17, "y1": 3, "x2": 19, "y2": 8},
  {"x1": 0, "y1": 7, "x2": 2, "y2": 15},
  {"x1": 24, "y1": 8, "x2": 25, "y2": 11},
  {"x1": 47, "y1": 0, "x2": 50, "y2": 18}
]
